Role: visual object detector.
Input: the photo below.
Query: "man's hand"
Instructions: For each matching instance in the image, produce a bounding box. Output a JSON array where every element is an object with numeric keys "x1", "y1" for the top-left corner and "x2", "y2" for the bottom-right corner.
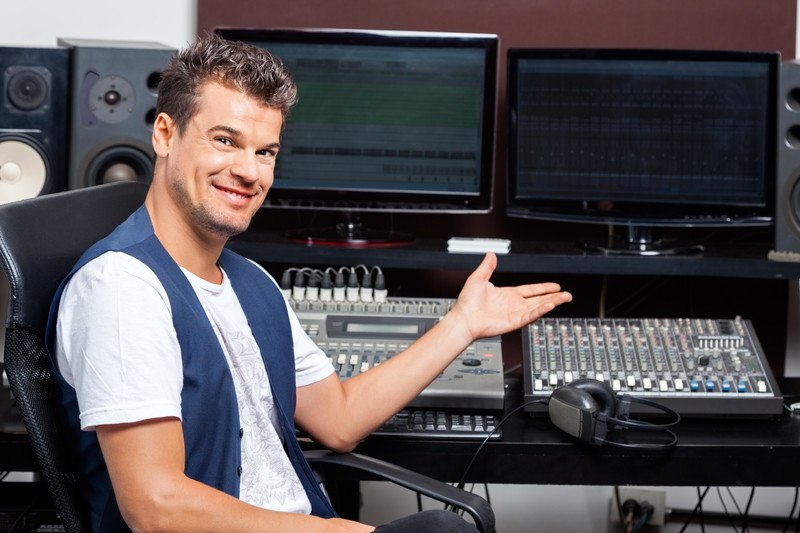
[{"x1": 448, "y1": 252, "x2": 572, "y2": 342}]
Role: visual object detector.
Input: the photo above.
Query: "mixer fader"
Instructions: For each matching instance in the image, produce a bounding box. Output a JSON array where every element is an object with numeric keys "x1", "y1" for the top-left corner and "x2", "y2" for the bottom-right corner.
[{"x1": 522, "y1": 317, "x2": 783, "y2": 417}]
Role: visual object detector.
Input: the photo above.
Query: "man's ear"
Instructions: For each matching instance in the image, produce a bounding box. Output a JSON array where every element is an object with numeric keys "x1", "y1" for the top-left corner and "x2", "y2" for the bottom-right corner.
[{"x1": 152, "y1": 112, "x2": 176, "y2": 158}]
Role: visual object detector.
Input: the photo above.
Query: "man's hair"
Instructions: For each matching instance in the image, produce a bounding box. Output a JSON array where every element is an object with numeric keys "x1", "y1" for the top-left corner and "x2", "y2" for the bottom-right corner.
[{"x1": 156, "y1": 33, "x2": 298, "y2": 133}]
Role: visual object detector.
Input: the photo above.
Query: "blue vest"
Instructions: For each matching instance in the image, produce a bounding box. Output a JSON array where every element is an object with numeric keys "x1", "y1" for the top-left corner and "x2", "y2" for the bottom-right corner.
[{"x1": 45, "y1": 206, "x2": 336, "y2": 532}]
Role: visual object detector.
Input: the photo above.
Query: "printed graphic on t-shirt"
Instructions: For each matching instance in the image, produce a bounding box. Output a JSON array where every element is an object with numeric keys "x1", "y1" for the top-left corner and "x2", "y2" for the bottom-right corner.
[{"x1": 220, "y1": 328, "x2": 308, "y2": 509}]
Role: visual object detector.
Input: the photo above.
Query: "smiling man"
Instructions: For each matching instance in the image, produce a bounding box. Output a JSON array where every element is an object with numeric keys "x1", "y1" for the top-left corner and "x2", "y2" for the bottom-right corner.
[{"x1": 47, "y1": 34, "x2": 572, "y2": 532}]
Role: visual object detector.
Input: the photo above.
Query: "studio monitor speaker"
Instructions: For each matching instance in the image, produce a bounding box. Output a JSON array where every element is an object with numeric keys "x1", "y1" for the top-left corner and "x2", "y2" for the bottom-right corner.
[
  {"x1": 58, "y1": 38, "x2": 175, "y2": 189},
  {"x1": 775, "y1": 60, "x2": 800, "y2": 255},
  {"x1": 0, "y1": 46, "x2": 69, "y2": 205}
]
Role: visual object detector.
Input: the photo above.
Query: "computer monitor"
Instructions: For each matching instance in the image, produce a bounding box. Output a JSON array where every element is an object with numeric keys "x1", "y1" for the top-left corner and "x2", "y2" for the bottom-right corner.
[
  {"x1": 216, "y1": 28, "x2": 498, "y2": 247},
  {"x1": 506, "y1": 48, "x2": 780, "y2": 255}
]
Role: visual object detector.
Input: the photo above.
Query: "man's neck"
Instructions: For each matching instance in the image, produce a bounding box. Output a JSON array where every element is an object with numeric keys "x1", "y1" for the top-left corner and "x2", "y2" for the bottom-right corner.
[{"x1": 144, "y1": 195, "x2": 226, "y2": 284}]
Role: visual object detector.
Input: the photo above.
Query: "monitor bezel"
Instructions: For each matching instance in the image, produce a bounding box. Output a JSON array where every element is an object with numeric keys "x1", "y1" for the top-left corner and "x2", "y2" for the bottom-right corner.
[
  {"x1": 505, "y1": 47, "x2": 780, "y2": 227},
  {"x1": 216, "y1": 27, "x2": 499, "y2": 214}
]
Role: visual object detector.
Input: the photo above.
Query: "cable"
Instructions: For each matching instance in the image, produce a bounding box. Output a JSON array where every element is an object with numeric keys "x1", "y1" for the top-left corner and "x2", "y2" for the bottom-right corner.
[
  {"x1": 621, "y1": 498, "x2": 641, "y2": 533},
  {"x1": 679, "y1": 486, "x2": 711, "y2": 533},
  {"x1": 716, "y1": 486, "x2": 740, "y2": 533},
  {"x1": 333, "y1": 269, "x2": 346, "y2": 301},
  {"x1": 631, "y1": 501, "x2": 654, "y2": 533},
  {"x1": 598, "y1": 274, "x2": 608, "y2": 319},
  {"x1": 614, "y1": 486, "x2": 625, "y2": 526},
  {"x1": 782, "y1": 487, "x2": 798, "y2": 533},
  {"x1": 697, "y1": 486, "x2": 706, "y2": 533},
  {"x1": 453, "y1": 399, "x2": 547, "y2": 495},
  {"x1": 8, "y1": 491, "x2": 40, "y2": 533},
  {"x1": 794, "y1": 488, "x2": 800, "y2": 533},
  {"x1": 742, "y1": 487, "x2": 756, "y2": 532},
  {"x1": 346, "y1": 267, "x2": 360, "y2": 302}
]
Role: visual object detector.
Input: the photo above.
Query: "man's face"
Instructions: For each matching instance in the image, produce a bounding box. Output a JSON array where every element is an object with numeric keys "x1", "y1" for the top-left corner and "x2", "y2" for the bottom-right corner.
[{"x1": 162, "y1": 81, "x2": 283, "y2": 240}]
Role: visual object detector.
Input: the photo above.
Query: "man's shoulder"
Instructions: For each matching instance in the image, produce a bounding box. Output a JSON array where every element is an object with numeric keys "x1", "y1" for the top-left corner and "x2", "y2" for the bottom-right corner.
[{"x1": 69, "y1": 251, "x2": 162, "y2": 291}]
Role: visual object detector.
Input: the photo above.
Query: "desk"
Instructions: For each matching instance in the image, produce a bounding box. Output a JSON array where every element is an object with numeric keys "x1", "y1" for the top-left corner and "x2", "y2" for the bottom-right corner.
[
  {"x1": 4, "y1": 382, "x2": 800, "y2": 485},
  {"x1": 2, "y1": 380, "x2": 800, "y2": 526},
  {"x1": 344, "y1": 377, "x2": 800, "y2": 488}
]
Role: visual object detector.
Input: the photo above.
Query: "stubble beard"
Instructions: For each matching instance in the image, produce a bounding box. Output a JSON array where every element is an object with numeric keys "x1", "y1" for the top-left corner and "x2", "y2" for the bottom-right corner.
[{"x1": 169, "y1": 173, "x2": 253, "y2": 239}]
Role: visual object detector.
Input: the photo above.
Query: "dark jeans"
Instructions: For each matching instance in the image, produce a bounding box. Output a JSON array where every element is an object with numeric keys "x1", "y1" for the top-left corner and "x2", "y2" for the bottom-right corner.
[{"x1": 373, "y1": 509, "x2": 479, "y2": 532}]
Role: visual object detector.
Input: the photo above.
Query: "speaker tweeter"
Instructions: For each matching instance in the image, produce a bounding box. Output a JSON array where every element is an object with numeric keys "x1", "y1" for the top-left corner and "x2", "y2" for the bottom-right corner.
[{"x1": 58, "y1": 38, "x2": 175, "y2": 190}]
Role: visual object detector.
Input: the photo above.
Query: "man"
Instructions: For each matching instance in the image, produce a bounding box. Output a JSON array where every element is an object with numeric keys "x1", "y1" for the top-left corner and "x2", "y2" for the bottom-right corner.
[{"x1": 47, "y1": 34, "x2": 572, "y2": 532}]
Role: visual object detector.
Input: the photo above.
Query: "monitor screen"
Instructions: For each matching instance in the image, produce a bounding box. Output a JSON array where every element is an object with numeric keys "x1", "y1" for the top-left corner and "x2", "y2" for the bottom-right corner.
[
  {"x1": 216, "y1": 28, "x2": 497, "y2": 215},
  {"x1": 506, "y1": 49, "x2": 779, "y2": 233}
]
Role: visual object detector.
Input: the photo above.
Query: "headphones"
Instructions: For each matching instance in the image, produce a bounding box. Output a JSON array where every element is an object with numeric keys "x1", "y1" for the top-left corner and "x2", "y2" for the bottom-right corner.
[{"x1": 548, "y1": 378, "x2": 681, "y2": 449}]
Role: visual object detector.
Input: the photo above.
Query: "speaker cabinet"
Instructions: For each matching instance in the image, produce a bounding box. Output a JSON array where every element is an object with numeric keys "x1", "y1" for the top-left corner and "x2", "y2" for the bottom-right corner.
[
  {"x1": 0, "y1": 46, "x2": 69, "y2": 205},
  {"x1": 58, "y1": 38, "x2": 175, "y2": 189},
  {"x1": 775, "y1": 60, "x2": 800, "y2": 254}
]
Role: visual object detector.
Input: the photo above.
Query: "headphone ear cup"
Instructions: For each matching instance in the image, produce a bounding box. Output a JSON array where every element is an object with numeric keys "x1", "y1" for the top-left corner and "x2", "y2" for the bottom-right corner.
[
  {"x1": 548, "y1": 385, "x2": 600, "y2": 442},
  {"x1": 569, "y1": 378, "x2": 617, "y2": 419}
]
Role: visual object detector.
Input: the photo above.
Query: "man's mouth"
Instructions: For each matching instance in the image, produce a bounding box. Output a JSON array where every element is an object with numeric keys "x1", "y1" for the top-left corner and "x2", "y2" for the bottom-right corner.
[{"x1": 214, "y1": 183, "x2": 257, "y2": 199}]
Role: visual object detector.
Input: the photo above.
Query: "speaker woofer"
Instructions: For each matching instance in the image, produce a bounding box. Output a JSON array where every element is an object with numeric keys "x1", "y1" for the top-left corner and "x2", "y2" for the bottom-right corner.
[
  {"x1": 84, "y1": 146, "x2": 152, "y2": 186},
  {"x1": 0, "y1": 138, "x2": 48, "y2": 204}
]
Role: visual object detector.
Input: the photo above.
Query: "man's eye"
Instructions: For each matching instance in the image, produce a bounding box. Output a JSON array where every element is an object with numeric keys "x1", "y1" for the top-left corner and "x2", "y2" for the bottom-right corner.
[{"x1": 217, "y1": 137, "x2": 233, "y2": 146}]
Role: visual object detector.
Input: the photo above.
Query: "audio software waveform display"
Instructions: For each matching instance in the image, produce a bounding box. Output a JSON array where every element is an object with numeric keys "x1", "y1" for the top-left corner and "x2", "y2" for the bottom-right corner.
[
  {"x1": 266, "y1": 43, "x2": 486, "y2": 194},
  {"x1": 513, "y1": 58, "x2": 770, "y2": 206}
]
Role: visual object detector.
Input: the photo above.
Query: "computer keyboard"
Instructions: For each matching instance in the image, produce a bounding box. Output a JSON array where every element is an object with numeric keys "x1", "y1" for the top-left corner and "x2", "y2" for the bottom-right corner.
[{"x1": 371, "y1": 409, "x2": 501, "y2": 440}]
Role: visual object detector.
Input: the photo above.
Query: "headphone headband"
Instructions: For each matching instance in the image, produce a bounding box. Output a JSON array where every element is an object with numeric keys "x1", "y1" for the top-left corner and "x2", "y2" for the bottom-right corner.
[{"x1": 548, "y1": 379, "x2": 681, "y2": 450}]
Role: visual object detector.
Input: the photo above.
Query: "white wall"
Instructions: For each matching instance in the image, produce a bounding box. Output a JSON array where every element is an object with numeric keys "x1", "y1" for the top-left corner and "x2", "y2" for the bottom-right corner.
[
  {"x1": 2, "y1": 0, "x2": 197, "y2": 50},
  {"x1": 2, "y1": 2, "x2": 798, "y2": 531}
]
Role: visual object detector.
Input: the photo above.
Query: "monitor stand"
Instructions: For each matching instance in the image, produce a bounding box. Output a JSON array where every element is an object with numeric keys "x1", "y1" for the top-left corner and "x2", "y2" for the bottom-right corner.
[
  {"x1": 579, "y1": 225, "x2": 704, "y2": 257},
  {"x1": 284, "y1": 216, "x2": 414, "y2": 248}
]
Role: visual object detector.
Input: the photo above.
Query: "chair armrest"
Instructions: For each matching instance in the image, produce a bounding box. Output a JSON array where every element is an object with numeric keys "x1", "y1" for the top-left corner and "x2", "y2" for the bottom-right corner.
[{"x1": 303, "y1": 449, "x2": 495, "y2": 533}]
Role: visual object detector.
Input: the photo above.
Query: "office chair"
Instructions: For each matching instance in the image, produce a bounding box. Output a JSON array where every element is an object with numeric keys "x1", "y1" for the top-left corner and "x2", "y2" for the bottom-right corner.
[{"x1": 0, "y1": 182, "x2": 495, "y2": 533}]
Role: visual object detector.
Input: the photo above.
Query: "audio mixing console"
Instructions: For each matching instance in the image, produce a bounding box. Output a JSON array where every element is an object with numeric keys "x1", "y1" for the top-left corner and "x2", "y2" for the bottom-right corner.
[
  {"x1": 289, "y1": 297, "x2": 505, "y2": 411},
  {"x1": 522, "y1": 317, "x2": 783, "y2": 417}
]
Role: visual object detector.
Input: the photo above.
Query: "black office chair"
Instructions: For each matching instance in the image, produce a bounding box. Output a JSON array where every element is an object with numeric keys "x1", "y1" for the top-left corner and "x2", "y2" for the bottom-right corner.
[{"x1": 0, "y1": 182, "x2": 495, "y2": 533}]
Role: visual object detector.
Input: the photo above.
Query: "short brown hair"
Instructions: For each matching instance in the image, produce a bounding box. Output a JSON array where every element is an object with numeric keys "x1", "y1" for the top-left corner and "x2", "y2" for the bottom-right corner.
[{"x1": 156, "y1": 33, "x2": 298, "y2": 133}]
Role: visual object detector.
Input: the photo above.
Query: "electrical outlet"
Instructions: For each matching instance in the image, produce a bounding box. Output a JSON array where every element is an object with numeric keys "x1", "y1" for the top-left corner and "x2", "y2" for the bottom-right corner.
[{"x1": 608, "y1": 487, "x2": 666, "y2": 527}]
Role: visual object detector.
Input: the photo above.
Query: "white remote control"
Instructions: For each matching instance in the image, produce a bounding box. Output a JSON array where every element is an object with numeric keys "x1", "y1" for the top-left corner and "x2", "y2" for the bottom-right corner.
[{"x1": 447, "y1": 237, "x2": 511, "y2": 254}]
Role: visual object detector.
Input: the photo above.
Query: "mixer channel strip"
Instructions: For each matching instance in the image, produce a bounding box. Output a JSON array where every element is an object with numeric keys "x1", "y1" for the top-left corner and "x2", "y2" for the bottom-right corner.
[
  {"x1": 521, "y1": 317, "x2": 783, "y2": 417},
  {"x1": 371, "y1": 409, "x2": 502, "y2": 440},
  {"x1": 291, "y1": 297, "x2": 506, "y2": 411}
]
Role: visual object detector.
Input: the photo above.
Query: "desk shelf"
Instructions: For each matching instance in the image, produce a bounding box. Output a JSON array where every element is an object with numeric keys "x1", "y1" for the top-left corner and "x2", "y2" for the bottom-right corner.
[{"x1": 229, "y1": 232, "x2": 800, "y2": 280}]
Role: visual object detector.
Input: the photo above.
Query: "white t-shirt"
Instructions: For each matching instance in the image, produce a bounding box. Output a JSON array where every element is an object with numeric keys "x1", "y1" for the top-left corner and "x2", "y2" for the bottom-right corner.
[{"x1": 55, "y1": 251, "x2": 334, "y2": 513}]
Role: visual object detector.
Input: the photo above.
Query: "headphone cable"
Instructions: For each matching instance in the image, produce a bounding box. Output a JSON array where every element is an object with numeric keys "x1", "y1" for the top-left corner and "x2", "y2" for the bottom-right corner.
[{"x1": 445, "y1": 399, "x2": 547, "y2": 512}]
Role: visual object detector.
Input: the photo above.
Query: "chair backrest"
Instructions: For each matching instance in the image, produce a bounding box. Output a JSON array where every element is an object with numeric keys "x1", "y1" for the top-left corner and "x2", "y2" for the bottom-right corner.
[{"x1": 0, "y1": 182, "x2": 149, "y2": 533}]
